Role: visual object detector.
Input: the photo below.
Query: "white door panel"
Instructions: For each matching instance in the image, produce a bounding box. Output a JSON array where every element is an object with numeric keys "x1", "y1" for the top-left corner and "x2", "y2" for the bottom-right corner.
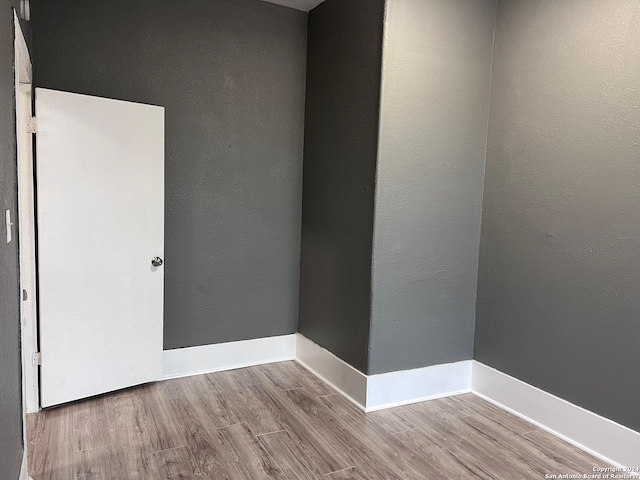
[{"x1": 36, "y1": 88, "x2": 164, "y2": 407}]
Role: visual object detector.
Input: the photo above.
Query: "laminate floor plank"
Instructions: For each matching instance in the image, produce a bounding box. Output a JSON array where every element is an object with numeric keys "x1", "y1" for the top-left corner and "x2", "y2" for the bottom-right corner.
[
  {"x1": 394, "y1": 411, "x2": 538, "y2": 480},
  {"x1": 73, "y1": 445, "x2": 159, "y2": 480},
  {"x1": 249, "y1": 383, "x2": 354, "y2": 474},
  {"x1": 72, "y1": 445, "x2": 121, "y2": 480},
  {"x1": 318, "y1": 393, "x2": 414, "y2": 436},
  {"x1": 257, "y1": 361, "x2": 333, "y2": 397},
  {"x1": 448, "y1": 393, "x2": 538, "y2": 434},
  {"x1": 324, "y1": 466, "x2": 376, "y2": 479},
  {"x1": 180, "y1": 374, "x2": 242, "y2": 429},
  {"x1": 217, "y1": 423, "x2": 288, "y2": 479},
  {"x1": 255, "y1": 362, "x2": 306, "y2": 391},
  {"x1": 315, "y1": 393, "x2": 443, "y2": 480},
  {"x1": 27, "y1": 412, "x2": 46, "y2": 474},
  {"x1": 393, "y1": 429, "x2": 491, "y2": 479},
  {"x1": 398, "y1": 399, "x2": 556, "y2": 478},
  {"x1": 462, "y1": 414, "x2": 595, "y2": 475},
  {"x1": 27, "y1": 362, "x2": 610, "y2": 479},
  {"x1": 152, "y1": 446, "x2": 203, "y2": 479},
  {"x1": 362, "y1": 407, "x2": 416, "y2": 435},
  {"x1": 523, "y1": 428, "x2": 603, "y2": 470},
  {"x1": 72, "y1": 396, "x2": 114, "y2": 452},
  {"x1": 138, "y1": 383, "x2": 189, "y2": 452},
  {"x1": 204, "y1": 366, "x2": 270, "y2": 394},
  {"x1": 203, "y1": 371, "x2": 245, "y2": 393},
  {"x1": 169, "y1": 394, "x2": 244, "y2": 480},
  {"x1": 215, "y1": 387, "x2": 286, "y2": 435},
  {"x1": 256, "y1": 430, "x2": 324, "y2": 480},
  {"x1": 157, "y1": 377, "x2": 192, "y2": 400},
  {"x1": 30, "y1": 407, "x2": 74, "y2": 480},
  {"x1": 109, "y1": 393, "x2": 151, "y2": 450},
  {"x1": 428, "y1": 393, "x2": 480, "y2": 417},
  {"x1": 112, "y1": 446, "x2": 159, "y2": 480},
  {"x1": 226, "y1": 365, "x2": 273, "y2": 387}
]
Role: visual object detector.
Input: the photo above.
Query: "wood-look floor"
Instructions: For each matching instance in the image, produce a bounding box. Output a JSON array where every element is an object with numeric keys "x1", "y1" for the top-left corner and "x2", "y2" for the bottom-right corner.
[{"x1": 27, "y1": 361, "x2": 606, "y2": 479}]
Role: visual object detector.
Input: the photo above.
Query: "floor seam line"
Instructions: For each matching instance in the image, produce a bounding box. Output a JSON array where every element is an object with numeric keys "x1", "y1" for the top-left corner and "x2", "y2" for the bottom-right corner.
[
  {"x1": 324, "y1": 465, "x2": 357, "y2": 476},
  {"x1": 255, "y1": 429, "x2": 288, "y2": 437}
]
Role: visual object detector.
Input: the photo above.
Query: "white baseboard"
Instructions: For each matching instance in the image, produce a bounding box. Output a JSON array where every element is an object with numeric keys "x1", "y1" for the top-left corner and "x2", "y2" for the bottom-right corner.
[
  {"x1": 161, "y1": 334, "x2": 296, "y2": 380},
  {"x1": 366, "y1": 360, "x2": 472, "y2": 412},
  {"x1": 295, "y1": 333, "x2": 472, "y2": 412},
  {"x1": 295, "y1": 333, "x2": 368, "y2": 410},
  {"x1": 472, "y1": 361, "x2": 640, "y2": 470}
]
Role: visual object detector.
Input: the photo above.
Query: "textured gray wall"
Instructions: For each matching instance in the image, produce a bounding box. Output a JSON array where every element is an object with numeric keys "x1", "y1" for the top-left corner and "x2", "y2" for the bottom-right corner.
[
  {"x1": 298, "y1": 0, "x2": 385, "y2": 373},
  {"x1": 476, "y1": 0, "x2": 640, "y2": 431},
  {"x1": 369, "y1": 0, "x2": 496, "y2": 374},
  {"x1": 32, "y1": 0, "x2": 307, "y2": 349},
  {"x1": 1, "y1": 3, "x2": 26, "y2": 478}
]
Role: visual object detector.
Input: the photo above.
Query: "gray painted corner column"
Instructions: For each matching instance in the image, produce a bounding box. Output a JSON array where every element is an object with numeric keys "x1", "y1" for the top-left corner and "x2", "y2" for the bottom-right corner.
[
  {"x1": 300, "y1": 0, "x2": 497, "y2": 375},
  {"x1": 368, "y1": 0, "x2": 497, "y2": 374}
]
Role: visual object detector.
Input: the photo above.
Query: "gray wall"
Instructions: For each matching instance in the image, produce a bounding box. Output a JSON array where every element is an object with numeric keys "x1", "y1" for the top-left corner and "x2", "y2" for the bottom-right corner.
[
  {"x1": 369, "y1": 0, "x2": 496, "y2": 374},
  {"x1": 1, "y1": 3, "x2": 26, "y2": 478},
  {"x1": 32, "y1": 0, "x2": 307, "y2": 349},
  {"x1": 298, "y1": 0, "x2": 385, "y2": 373},
  {"x1": 476, "y1": 0, "x2": 640, "y2": 431}
]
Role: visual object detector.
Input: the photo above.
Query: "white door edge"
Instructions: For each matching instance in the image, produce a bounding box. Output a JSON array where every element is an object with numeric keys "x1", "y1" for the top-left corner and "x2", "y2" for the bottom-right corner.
[
  {"x1": 14, "y1": 10, "x2": 39, "y2": 415},
  {"x1": 14, "y1": 11, "x2": 38, "y2": 480}
]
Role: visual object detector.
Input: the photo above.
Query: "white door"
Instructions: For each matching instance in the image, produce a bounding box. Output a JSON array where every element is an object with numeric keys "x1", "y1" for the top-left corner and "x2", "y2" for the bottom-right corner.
[{"x1": 36, "y1": 88, "x2": 165, "y2": 408}]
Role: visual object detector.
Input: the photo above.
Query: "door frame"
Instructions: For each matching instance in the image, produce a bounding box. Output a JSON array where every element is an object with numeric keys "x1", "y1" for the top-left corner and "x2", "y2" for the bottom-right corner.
[{"x1": 14, "y1": 10, "x2": 39, "y2": 414}]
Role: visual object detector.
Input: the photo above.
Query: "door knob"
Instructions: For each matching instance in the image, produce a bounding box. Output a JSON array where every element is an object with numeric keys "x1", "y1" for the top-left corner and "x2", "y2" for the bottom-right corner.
[{"x1": 151, "y1": 256, "x2": 163, "y2": 267}]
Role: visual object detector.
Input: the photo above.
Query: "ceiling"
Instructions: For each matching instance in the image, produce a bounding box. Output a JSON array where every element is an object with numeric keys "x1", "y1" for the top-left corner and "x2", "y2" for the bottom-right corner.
[{"x1": 260, "y1": 0, "x2": 325, "y2": 12}]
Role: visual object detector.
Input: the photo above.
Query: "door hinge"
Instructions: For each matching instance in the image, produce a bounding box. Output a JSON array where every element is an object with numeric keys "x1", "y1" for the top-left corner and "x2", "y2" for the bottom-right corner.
[
  {"x1": 33, "y1": 351, "x2": 42, "y2": 366},
  {"x1": 26, "y1": 116, "x2": 37, "y2": 134}
]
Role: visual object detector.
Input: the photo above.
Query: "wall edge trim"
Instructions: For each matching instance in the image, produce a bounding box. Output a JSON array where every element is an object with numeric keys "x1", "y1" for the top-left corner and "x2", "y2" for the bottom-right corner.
[
  {"x1": 472, "y1": 361, "x2": 640, "y2": 470},
  {"x1": 294, "y1": 358, "x2": 368, "y2": 412},
  {"x1": 20, "y1": 449, "x2": 30, "y2": 480},
  {"x1": 161, "y1": 334, "x2": 296, "y2": 380},
  {"x1": 295, "y1": 333, "x2": 368, "y2": 410}
]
